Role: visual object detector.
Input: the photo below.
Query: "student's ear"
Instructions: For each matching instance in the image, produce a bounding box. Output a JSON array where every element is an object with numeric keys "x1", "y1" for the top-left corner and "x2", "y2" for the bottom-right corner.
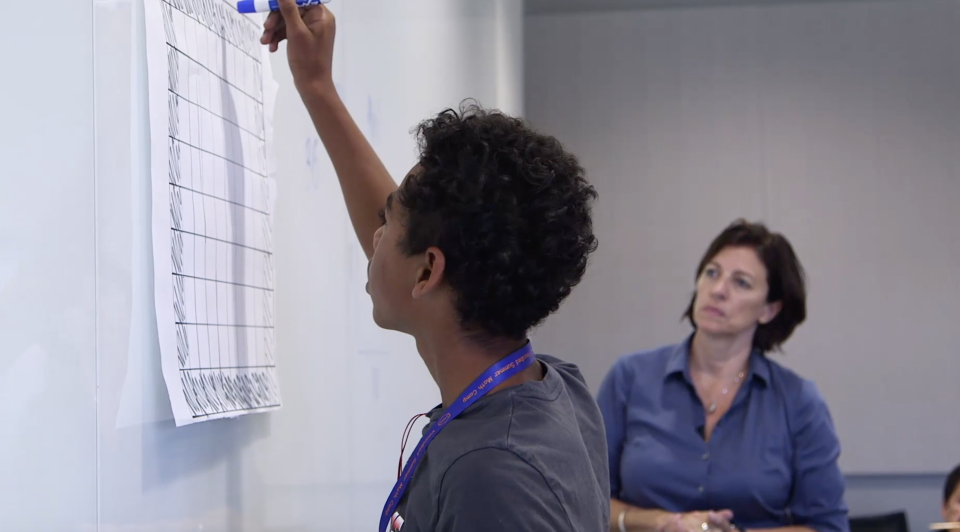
[{"x1": 411, "y1": 247, "x2": 445, "y2": 299}]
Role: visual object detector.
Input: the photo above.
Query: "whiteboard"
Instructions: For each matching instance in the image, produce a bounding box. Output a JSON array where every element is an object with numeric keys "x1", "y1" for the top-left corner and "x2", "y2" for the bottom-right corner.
[
  {"x1": 0, "y1": 0, "x2": 522, "y2": 529},
  {"x1": 0, "y1": 1, "x2": 97, "y2": 528}
]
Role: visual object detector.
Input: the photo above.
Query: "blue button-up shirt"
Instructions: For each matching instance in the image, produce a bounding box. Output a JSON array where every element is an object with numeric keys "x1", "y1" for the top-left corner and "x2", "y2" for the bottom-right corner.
[{"x1": 597, "y1": 338, "x2": 849, "y2": 532}]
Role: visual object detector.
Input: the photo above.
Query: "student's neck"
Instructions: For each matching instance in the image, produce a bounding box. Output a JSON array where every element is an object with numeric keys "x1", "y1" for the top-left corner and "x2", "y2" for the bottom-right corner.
[
  {"x1": 690, "y1": 330, "x2": 753, "y2": 378},
  {"x1": 416, "y1": 331, "x2": 539, "y2": 408}
]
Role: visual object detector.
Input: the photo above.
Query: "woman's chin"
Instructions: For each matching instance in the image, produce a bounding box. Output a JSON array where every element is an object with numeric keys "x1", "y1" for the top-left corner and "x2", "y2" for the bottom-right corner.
[
  {"x1": 695, "y1": 322, "x2": 733, "y2": 338},
  {"x1": 694, "y1": 314, "x2": 724, "y2": 331}
]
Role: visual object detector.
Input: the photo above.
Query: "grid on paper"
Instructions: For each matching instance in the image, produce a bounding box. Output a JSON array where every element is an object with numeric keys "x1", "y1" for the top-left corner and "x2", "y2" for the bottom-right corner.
[{"x1": 163, "y1": 0, "x2": 279, "y2": 418}]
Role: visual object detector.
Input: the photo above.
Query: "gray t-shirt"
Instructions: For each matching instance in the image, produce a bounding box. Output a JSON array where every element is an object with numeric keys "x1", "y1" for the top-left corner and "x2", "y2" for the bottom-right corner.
[{"x1": 387, "y1": 354, "x2": 610, "y2": 532}]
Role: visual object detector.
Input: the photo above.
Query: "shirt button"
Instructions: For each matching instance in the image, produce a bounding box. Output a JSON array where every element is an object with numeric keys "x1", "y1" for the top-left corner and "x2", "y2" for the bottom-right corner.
[
  {"x1": 698, "y1": 485, "x2": 705, "y2": 493},
  {"x1": 702, "y1": 453, "x2": 710, "y2": 460}
]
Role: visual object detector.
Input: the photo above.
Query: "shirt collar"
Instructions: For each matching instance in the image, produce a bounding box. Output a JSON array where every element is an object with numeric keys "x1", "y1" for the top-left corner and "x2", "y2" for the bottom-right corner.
[{"x1": 664, "y1": 334, "x2": 770, "y2": 385}]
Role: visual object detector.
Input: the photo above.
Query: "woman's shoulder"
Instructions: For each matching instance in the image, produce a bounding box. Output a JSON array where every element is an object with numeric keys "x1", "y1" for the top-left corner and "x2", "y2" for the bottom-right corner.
[
  {"x1": 609, "y1": 340, "x2": 686, "y2": 376},
  {"x1": 597, "y1": 341, "x2": 685, "y2": 401},
  {"x1": 761, "y1": 355, "x2": 830, "y2": 412}
]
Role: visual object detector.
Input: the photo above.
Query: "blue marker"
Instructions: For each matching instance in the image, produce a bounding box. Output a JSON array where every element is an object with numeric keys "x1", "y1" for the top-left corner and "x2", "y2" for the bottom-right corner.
[{"x1": 237, "y1": 0, "x2": 331, "y2": 14}]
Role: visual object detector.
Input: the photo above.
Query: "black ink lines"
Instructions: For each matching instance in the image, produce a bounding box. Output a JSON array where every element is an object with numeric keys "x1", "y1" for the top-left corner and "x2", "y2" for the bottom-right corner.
[
  {"x1": 168, "y1": 137, "x2": 182, "y2": 184},
  {"x1": 164, "y1": 0, "x2": 263, "y2": 62},
  {"x1": 169, "y1": 90, "x2": 264, "y2": 142},
  {"x1": 173, "y1": 273, "x2": 273, "y2": 294},
  {"x1": 176, "y1": 322, "x2": 272, "y2": 329},
  {"x1": 168, "y1": 136, "x2": 265, "y2": 179},
  {"x1": 167, "y1": 44, "x2": 180, "y2": 95},
  {"x1": 170, "y1": 183, "x2": 269, "y2": 217},
  {"x1": 173, "y1": 273, "x2": 187, "y2": 320},
  {"x1": 170, "y1": 184, "x2": 184, "y2": 231},
  {"x1": 167, "y1": 91, "x2": 181, "y2": 140},
  {"x1": 179, "y1": 368, "x2": 280, "y2": 418},
  {"x1": 171, "y1": 227, "x2": 271, "y2": 256},
  {"x1": 171, "y1": 223, "x2": 185, "y2": 270},
  {"x1": 176, "y1": 323, "x2": 190, "y2": 368},
  {"x1": 166, "y1": 43, "x2": 262, "y2": 106},
  {"x1": 163, "y1": 0, "x2": 278, "y2": 419}
]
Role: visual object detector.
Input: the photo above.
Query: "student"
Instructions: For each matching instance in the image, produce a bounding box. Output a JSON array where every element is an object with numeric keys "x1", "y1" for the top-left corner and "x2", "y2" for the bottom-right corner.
[
  {"x1": 260, "y1": 2, "x2": 608, "y2": 531},
  {"x1": 597, "y1": 220, "x2": 848, "y2": 532},
  {"x1": 944, "y1": 464, "x2": 960, "y2": 523}
]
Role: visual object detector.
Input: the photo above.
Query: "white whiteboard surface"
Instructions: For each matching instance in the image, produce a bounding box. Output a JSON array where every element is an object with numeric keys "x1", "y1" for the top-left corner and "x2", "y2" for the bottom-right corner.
[
  {"x1": 0, "y1": 2, "x2": 97, "y2": 529},
  {"x1": 0, "y1": 0, "x2": 522, "y2": 529}
]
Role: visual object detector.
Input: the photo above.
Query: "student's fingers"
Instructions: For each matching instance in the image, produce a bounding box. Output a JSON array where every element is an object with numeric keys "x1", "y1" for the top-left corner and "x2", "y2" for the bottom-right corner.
[
  {"x1": 276, "y1": 0, "x2": 310, "y2": 39},
  {"x1": 269, "y1": 28, "x2": 288, "y2": 53},
  {"x1": 300, "y1": 4, "x2": 328, "y2": 27},
  {"x1": 261, "y1": 12, "x2": 285, "y2": 45},
  {"x1": 263, "y1": 9, "x2": 283, "y2": 30}
]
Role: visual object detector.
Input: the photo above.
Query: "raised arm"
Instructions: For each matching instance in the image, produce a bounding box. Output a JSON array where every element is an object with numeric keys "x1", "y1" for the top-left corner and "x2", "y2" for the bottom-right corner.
[{"x1": 261, "y1": 0, "x2": 396, "y2": 258}]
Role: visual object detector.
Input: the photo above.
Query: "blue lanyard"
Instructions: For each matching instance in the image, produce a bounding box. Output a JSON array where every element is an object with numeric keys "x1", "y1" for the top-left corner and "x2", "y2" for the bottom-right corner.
[{"x1": 378, "y1": 342, "x2": 536, "y2": 532}]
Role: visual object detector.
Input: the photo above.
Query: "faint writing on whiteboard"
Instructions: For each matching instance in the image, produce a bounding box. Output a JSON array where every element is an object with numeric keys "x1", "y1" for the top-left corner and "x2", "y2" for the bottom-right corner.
[
  {"x1": 305, "y1": 136, "x2": 322, "y2": 192},
  {"x1": 365, "y1": 94, "x2": 381, "y2": 145}
]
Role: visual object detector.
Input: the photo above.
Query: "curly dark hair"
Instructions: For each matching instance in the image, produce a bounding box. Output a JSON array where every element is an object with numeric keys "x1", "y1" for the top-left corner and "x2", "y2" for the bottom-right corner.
[{"x1": 395, "y1": 100, "x2": 598, "y2": 340}]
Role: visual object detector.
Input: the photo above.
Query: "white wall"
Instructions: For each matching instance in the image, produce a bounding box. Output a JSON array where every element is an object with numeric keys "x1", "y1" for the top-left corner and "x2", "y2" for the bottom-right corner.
[
  {"x1": 525, "y1": 0, "x2": 959, "y2": 527},
  {"x1": 0, "y1": 0, "x2": 523, "y2": 530}
]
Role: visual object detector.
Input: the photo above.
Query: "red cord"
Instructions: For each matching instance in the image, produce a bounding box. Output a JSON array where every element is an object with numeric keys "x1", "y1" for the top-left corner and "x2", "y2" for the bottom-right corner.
[{"x1": 399, "y1": 412, "x2": 429, "y2": 479}]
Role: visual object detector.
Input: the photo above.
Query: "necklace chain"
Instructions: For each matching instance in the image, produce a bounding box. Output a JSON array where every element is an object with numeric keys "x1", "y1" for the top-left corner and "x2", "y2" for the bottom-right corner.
[{"x1": 705, "y1": 370, "x2": 745, "y2": 414}]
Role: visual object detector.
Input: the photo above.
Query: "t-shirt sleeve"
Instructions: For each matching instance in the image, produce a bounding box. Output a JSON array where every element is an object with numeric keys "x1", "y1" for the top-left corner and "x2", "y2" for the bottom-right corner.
[{"x1": 436, "y1": 447, "x2": 571, "y2": 531}]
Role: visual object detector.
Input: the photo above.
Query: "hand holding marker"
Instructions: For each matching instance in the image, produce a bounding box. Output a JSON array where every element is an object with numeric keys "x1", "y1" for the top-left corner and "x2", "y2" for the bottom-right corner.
[{"x1": 237, "y1": 0, "x2": 331, "y2": 14}]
